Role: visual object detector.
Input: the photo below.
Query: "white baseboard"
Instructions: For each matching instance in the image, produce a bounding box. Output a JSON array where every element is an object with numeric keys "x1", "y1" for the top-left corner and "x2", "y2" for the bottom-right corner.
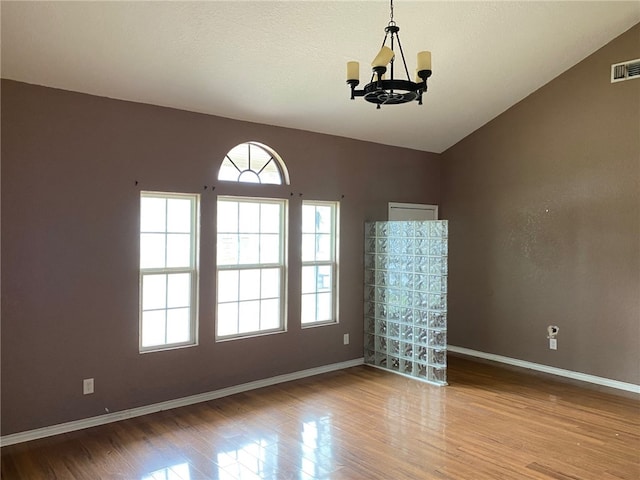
[
  {"x1": 0, "y1": 358, "x2": 364, "y2": 447},
  {"x1": 448, "y1": 345, "x2": 640, "y2": 394}
]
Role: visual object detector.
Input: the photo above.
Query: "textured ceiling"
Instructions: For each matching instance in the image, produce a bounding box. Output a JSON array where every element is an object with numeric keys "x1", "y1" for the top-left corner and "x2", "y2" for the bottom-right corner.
[{"x1": 2, "y1": 1, "x2": 639, "y2": 153}]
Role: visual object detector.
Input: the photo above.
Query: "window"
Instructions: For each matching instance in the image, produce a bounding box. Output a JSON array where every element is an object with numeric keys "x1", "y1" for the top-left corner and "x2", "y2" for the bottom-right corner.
[
  {"x1": 216, "y1": 196, "x2": 287, "y2": 339},
  {"x1": 218, "y1": 142, "x2": 290, "y2": 185},
  {"x1": 301, "y1": 201, "x2": 338, "y2": 325},
  {"x1": 139, "y1": 192, "x2": 199, "y2": 351}
]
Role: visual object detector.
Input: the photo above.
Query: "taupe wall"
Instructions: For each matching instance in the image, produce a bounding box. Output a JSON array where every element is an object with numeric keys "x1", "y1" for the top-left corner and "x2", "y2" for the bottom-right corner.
[
  {"x1": 0, "y1": 80, "x2": 440, "y2": 435},
  {"x1": 441, "y1": 24, "x2": 640, "y2": 384}
]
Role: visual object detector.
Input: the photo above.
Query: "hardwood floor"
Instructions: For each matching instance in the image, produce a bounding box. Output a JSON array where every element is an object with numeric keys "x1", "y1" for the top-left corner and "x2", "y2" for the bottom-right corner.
[{"x1": 2, "y1": 355, "x2": 639, "y2": 479}]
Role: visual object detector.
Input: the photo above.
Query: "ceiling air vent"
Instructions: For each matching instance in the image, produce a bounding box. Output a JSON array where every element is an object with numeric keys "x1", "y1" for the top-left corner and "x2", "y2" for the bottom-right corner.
[{"x1": 611, "y1": 58, "x2": 640, "y2": 83}]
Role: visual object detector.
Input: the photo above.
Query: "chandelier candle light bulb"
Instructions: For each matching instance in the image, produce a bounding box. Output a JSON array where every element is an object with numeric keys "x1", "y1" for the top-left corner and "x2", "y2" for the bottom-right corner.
[
  {"x1": 417, "y1": 51, "x2": 432, "y2": 72},
  {"x1": 347, "y1": 61, "x2": 360, "y2": 82},
  {"x1": 372, "y1": 46, "x2": 395, "y2": 68}
]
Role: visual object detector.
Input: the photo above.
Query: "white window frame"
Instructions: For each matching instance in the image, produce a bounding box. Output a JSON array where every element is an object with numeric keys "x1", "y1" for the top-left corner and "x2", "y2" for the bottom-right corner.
[
  {"x1": 216, "y1": 196, "x2": 288, "y2": 340},
  {"x1": 139, "y1": 192, "x2": 199, "y2": 353},
  {"x1": 301, "y1": 200, "x2": 339, "y2": 327}
]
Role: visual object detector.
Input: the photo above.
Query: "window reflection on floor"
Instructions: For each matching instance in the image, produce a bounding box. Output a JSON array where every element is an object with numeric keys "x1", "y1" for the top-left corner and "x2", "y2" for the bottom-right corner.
[
  {"x1": 217, "y1": 435, "x2": 278, "y2": 479},
  {"x1": 141, "y1": 462, "x2": 190, "y2": 480},
  {"x1": 300, "y1": 416, "x2": 333, "y2": 477},
  {"x1": 212, "y1": 416, "x2": 334, "y2": 479}
]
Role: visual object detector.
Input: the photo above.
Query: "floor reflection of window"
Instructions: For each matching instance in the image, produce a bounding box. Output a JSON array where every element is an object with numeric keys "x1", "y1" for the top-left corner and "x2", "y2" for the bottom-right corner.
[
  {"x1": 216, "y1": 436, "x2": 278, "y2": 479},
  {"x1": 300, "y1": 417, "x2": 333, "y2": 477},
  {"x1": 141, "y1": 462, "x2": 190, "y2": 480}
]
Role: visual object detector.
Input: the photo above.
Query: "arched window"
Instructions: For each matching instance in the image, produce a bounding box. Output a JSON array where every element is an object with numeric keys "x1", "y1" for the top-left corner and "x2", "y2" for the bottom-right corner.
[{"x1": 218, "y1": 142, "x2": 289, "y2": 185}]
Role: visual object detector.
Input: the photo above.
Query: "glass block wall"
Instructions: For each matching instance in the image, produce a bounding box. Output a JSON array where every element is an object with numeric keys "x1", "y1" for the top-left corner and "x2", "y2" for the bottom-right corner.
[{"x1": 364, "y1": 221, "x2": 448, "y2": 386}]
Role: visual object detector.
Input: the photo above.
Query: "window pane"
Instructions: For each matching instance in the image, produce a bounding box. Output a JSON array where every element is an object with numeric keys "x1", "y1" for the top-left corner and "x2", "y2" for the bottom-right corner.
[
  {"x1": 302, "y1": 205, "x2": 316, "y2": 234},
  {"x1": 261, "y1": 203, "x2": 280, "y2": 234},
  {"x1": 250, "y1": 143, "x2": 273, "y2": 168},
  {"x1": 238, "y1": 170, "x2": 261, "y2": 183},
  {"x1": 261, "y1": 299, "x2": 280, "y2": 330},
  {"x1": 301, "y1": 294, "x2": 316, "y2": 324},
  {"x1": 218, "y1": 270, "x2": 239, "y2": 302},
  {"x1": 260, "y1": 162, "x2": 282, "y2": 185},
  {"x1": 238, "y1": 234, "x2": 259, "y2": 264},
  {"x1": 260, "y1": 234, "x2": 280, "y2": 264},
  {"x1": 141, "y1": 197, "x2": 166, "y2": 232},
  {"x1": 167, "y1": 234, "x2": 191, "y2": 268},
  {"x1": 166, "y1": 308, "x2": 190, "y2": 343},
  {"x1": 301, "y1": 266, "x2": 316, "y2": 294},
  {"x1": 261, "y1": 268, "x2": 280, "y2": 299},
  {"x1": 301, "y1": 233, "x2": 316, "y2": 262},
  {"x1": 218, "y1": 233, "x2": 238, "y2": 265},
  {"x1": 248, "y1": 152, "x2": 270, "y2": 174},
  {"x1": 143, "y1": 274, "x2": 167, "y2": 311},
  {"x1": 317, "y1": 265, "x2": 332, "y2": 292},
  {"x1": 218, "y1": 303, "x2": 238, "y2": 336},
  {"x1": 167, "y1": 198, "x2": 192, "y2": 233},
  {"x1": 226, "y1": 144, "x2": 249, "y2": 171},
  {"x1": 167, "y1": 273, "x2": 190, "y2": 308},
  {"x1": 317, "y1": 292, "x2": 332, "y2": 322},
  {"x1": 218, "y1": 160, "x2": 240, "y2": 182},
  {"x1": 238, "y1": 301, "x2": 260, "y2": 333},
  {"x1": 239, "y1": 203, "x2": 260, "y2": 233},
  {"x1": 315, "y1": 234, "x2": 332, "y2": 262},
  {"x1": 141, "y1": 233, "x2": 166, "y2": 268},
  {"x1": 142, "y1": 310, "x2": 166, "y2": 347},
  {"x1": 316, "y1": 206, "x2": 332, "y2": 233},
  {"x1": 218, "y1": 201, "x2": 238, "y2": 233},
  {"x1": 239, "y1": 269, "x2": 261, "y2": 301}
]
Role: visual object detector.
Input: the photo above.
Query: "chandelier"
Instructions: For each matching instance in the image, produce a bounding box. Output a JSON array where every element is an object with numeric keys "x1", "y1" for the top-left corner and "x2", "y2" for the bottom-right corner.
[{"x1": 346, "y1": 0, "x2": 432, "y2": 108}]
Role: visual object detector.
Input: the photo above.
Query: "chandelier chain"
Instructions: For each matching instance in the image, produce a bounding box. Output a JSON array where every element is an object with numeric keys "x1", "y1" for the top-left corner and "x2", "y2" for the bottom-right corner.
[{"x1": 389, "y1": 0, "x2": 395, "y2": 26}]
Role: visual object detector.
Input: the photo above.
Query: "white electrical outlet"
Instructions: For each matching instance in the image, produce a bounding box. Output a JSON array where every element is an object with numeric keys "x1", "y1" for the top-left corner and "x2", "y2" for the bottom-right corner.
[
  {"x1": 549, "y1": 338, "x2": 557, "y2": 350},
  {"x1": 83, "y1": 378, "x2": 94, "y2": 395},
  {"x1": 343, "y1": 333, "x2": 350, "y2": 345}
]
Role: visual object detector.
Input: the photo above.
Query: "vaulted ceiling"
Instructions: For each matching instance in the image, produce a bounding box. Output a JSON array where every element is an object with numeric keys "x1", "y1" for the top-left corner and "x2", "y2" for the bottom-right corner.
[{"x1": 2, "y1": 1, "x2": 639, "y2": 153}]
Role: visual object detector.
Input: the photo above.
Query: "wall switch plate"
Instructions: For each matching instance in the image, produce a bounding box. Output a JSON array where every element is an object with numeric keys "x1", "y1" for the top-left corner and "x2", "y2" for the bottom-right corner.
[
  {"x1": 343, "y1": 333, "x2": 350, "y2": 345},
  {"x1": 83, "y1": 378, "x2": 94, "y2": 395},
  {"x1": 549, "y1": 338, "x2": 557, "y2": 350}
]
